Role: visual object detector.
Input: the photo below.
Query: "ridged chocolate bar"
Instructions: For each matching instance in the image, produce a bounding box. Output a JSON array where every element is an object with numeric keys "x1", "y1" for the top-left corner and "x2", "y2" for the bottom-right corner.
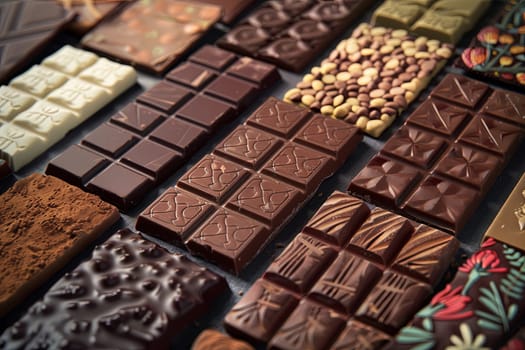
[
  {"x1": 223, "y1": 191, "x2": 459, "y2": 349},
  {"x1": 218, "y1": 0, "x2": 374, "y2": 72},
  {"x1": 136, "y1": 98, "x2": 362, "y2": 274},
  {"x1": 390, "y1": 238, "x2": 525, "y2": 350},
  {"x1": 0, "y1": 229, "x2": 228, "y2": 350},
  {"x1": 349, "y1": 73, "x2": 524, "y2": 234},
  {"x1": 46, "y1": 45, "x2": 279, "y2": 211}
]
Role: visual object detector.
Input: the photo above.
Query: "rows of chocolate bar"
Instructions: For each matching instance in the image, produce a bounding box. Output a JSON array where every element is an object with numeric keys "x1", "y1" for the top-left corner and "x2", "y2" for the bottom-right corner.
[
  {"x1": 0, "y1": 46, "x2": 137, "y2": 170},
  {"x1": 46, "y1": 45, "x2": 279, "y2": 210},
  {"x1": 136, "y1": 97, "x2": 362, "y2": 274}
]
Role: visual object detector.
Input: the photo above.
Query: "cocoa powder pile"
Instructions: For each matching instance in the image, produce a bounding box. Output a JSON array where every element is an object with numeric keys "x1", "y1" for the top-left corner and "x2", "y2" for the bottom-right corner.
[{"x1": 0, "y1": 173, "x2": 119, "y2": 316}]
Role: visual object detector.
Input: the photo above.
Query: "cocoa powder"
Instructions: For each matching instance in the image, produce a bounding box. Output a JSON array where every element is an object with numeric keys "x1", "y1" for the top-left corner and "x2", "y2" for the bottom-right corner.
[{"x1": 0, "y1": 173, "x2": 119, "y2": 316}]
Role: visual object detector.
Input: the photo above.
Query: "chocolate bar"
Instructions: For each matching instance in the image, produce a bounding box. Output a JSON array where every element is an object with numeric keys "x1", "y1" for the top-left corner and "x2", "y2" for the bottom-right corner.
[
  {"x1": 46, "y1": 45, "x2": 279, "y2": 210},
  {"x1": 0, "y1": 229, "x2": 228, "y2": 349},
  {"x1": 218, "y1": 0, "x2": 374, "y2": 72},
  {"x1": 56, "y1": 0, "x2": 128, "y2": 34},
  {"x1": 223, "y1": 191, "x2": 459, "y2": 348},
  {"x1": 485, "y1": 173, "x2": 525, "y2": 254},
  {"x1": 192, "y1": 329, "x2": 254, "y2": 350},
  {"x1": 458, "y1": 0, "x2": 525, "y2": 88},
  {"x1": 0, "y1": 45, "x2": 137, "y2": 171},
  {"x1": 349, "y1": 74, "x2": 524, "y2": 234},
  {"x1": 136, "y1": 98, "x2": 362, "y2": 274},
  {"x1": 196, "y1": 0, "x2": 256, "y2": 24},
  {"x1": 0, "y1": 0, "x2": 74, "y2": 84},
  {"x1": 373, "y1": 0, "x2": 491, "y2": 43},
  {"x1": 390, "y1": 238, "x2": 525, "y2": 349},
  {"x1": 284, "y1": 23, "x2": 453, "y2": 137},
  {"x1": 82, "y1": 0, "x2": 222, "y2": 74},
  {"x1": 0, "y1": 159, "x2": 11, "y2": 180},
  {"x1": 0, "y1": 173, "x2": 119, "y2": 318}
]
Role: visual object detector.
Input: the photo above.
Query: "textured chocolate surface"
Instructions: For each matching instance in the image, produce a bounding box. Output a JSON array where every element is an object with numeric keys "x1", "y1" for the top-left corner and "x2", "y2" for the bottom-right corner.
[
  {"x1": 284, "y1": 23, "x2": 453, "y2": 137},
  {"x1": 0, "y1": 173, "x2": 119, "y2": 318},
  {"x1": 47, "y1": 46, "x2": 279, "y2": 211},
  {"x1": 484, "y1": 173, "x2": 525, "y2": 252},
  {"x1": 137, "y1": 98, "x2": 362, "y2": 274},
  {"x1": 349, "y1": 74, "x2": 524, "y2": 234},
  {"x1": 0, "y1": 229, "x2": 228, "y2": 350},
  {"x1": 223, "y1": 191, "x2": 459, "y2": 347},
  {"x1": 0, "y1": 0, "x2": 73, "y2": 83},
  {"x1": 82, "y1": 0, "x2": 222, "y2": 74},
  {"x1": 459, "y1": 0, "x2": 525, "y2": 89},
  {"x1": 391, "y1": 238, "x2": 525, "y2": 349},
  {"x1": 218, "y1": 0, "x2": 374, "y2": 72}
]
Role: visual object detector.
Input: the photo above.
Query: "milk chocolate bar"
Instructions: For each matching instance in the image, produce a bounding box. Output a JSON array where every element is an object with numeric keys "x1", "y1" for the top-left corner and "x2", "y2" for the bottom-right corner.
[
  {"x1": 0, "y1": 45, "x2": 137, "y2": 171},
  {"x1": 47, "y1": 45, "x2": 279, "y2": 210},
  {"x1": 224, "y1": 191, "x2": 459, "y2": 348},
  {"x1": 196, "y1": 0, "x2": 256, "y2": 24},
  {"x1": 218, "y1": 0, "x2": 374, "y2": 72},
  {"x1": 56, "y1": 0, "x2": 128, "y2": 34},
  {"x1": 484, "y1": 173, "x2": 525, "y2": 252},
  {"x1": 0, "y1": 173, "x2": 119, "y2": 318},
  {"x1": 82, "y1": 0, "x2": 222, "y2": 74},
  {"x1": 284, "y1": 23, "x2": 453, "y2": 137},
  {"x1": 391, "y1": 238, "x2": 525, "y2": 349},
  {"x1": 0, "y1": 229, "x2": 228, "y2": 350},
  {"x1": 0, "y1": 0, "x2": 74, "y2": 84},
  {"x1": 373, "y1": 0, "x2": 491, "y2": 43},
  {"x1": 136, "y1": 98, "x2": 362, "y2": 274},
  {"x1": 349, "y1": 74, "x2": 524, "y2": 234},
  {"x1": 458, "y1": 0, "x2": 525, "y2": 88}
]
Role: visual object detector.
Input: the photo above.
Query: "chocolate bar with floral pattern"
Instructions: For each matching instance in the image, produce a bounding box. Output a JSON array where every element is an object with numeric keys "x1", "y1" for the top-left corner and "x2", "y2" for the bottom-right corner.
[{"x1": 390, "y1": 238, "x2": 525, "y2": 350}]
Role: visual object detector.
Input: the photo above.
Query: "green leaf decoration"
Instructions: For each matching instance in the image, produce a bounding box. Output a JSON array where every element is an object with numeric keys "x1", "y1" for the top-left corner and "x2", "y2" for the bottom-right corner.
[
  {"x1": 475, "y1": 281, "x2": 512, "y2": 333},
  {"x1": 422, "y1": 317, "x2": 433, "y2": 332},
  {"x1": 411, "y1": 342, "x2": 435, "y2": 350},
  {"x1": 500, "y1": 245, "x2": 525, "y2": 301},
  {"x1": 396, "y1": 326, "x2": 435, "y2": 345}
]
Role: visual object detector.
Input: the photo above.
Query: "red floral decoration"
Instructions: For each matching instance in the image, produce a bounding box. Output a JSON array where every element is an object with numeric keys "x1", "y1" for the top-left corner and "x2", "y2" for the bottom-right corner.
[
  {"x1": 501, "y1": 338, "x2": 525, "y2": 350},
  {"x1": 459, "y1": 249, "x2": 508, "y2": 274},
  {"x1": 461, "y1": 47, "x2": 487, "y2": 68},
  {"x1": 430, "y1": 285, "x2": 473, "y2": 321},
  {"x1": 482, "y1": 238, "x2": 496, "y2": 248},
  {"x1": 477, "y1": 26, "x2": 499, "y2": 44}
]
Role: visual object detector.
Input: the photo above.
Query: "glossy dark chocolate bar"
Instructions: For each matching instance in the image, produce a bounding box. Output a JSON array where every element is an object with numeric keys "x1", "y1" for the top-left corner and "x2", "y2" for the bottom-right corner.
[
  {"x1": 390, "y1": 238, "x2": 525, "y2": 350},
  {"x1": 223, "y1": 191, "x2": 459, "y2": 348},
  {"x1": 349, "y1": 73, "x2": 524, "y2": 234},
  {"x1": 136, "y1": 98, "x2": 362, "y2": 274},
  {"x1": 0, "y1": 0, "x2": 74, "y2": 84},
  {"x1": 82, "y1": 0, "x2": 222, "y2": 74},
  {"x1": 0, "y1": 229, "x2": 228, "y2": 350},
  {"x1": 218, "y1": 0, "x2": 374, "y2": 72},
  {"x1": 46, "y1": 45, "x2": 280, "y2": 210}
]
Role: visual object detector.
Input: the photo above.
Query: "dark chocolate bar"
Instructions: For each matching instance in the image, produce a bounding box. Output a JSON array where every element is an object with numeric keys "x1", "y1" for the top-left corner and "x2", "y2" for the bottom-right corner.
[
  {"x1": 458, "y1": 0, "x2": 525, "y2": 88},
  {"x1": 46, "y1": 45, "x2": 279, "y2": 211},
  {"x1": 0, "y1": 173, "x2": 119, "y2": 318},
  {"x1": 218, "y1": 0, "x2": 374, "y2": 72},
  {"x1": 0, "y1": 0, "x2": 74, "y2": 84},
  {"x1": 82, "y1": 0, "x2": 222, "y2": 74},
  {"x1": 0, "y1": 229, "x2": 228, "y2": 350},
  {"x1": 284, "y1": 23, "x2": 453, "y2": 137},
  {"x1": 136, "y1": 98, "x2": 362, "y2": 274},
  {"x1": 349, "y1": 74, "x2": 524, "y2": 234},
  {"x1": 390, "y1": 238, "x2": 525, "y2": 349},
  {"x1": 224, "y1": 191, "x2": 459, "y2": 348}
]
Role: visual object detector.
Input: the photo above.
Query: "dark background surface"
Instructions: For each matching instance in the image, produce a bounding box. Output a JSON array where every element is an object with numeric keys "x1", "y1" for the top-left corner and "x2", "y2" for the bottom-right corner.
[{"x1": 1, "y1": 0, "x2": 524, "y2": 348}]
